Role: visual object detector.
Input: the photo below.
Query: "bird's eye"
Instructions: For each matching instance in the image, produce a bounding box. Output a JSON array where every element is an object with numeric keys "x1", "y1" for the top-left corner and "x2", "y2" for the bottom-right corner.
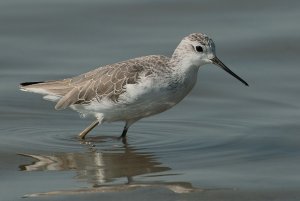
[{"x1": 195, "y1": 46, "x2": 203, "y2": 53}]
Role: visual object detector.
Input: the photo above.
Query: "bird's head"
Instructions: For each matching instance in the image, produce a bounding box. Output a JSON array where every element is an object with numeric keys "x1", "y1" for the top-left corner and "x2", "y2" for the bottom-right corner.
[{"x1": 172, "y1": 33, "x2": 248, "y2": 86}]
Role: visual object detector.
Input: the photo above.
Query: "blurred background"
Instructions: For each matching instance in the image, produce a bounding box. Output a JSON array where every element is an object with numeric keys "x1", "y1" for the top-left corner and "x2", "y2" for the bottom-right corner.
[{"x1": 1, "y1": 0, "x2": 300, "y2": 200}]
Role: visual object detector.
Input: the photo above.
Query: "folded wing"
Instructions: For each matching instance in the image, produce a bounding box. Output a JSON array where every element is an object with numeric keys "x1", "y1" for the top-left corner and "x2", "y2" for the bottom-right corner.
[{"x1": 19, "y1": 56, "x2": 165, "y2": 110}]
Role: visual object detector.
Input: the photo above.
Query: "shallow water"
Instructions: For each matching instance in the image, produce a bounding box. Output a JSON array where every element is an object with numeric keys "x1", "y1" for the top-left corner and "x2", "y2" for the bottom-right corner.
[{"x1": 1, "y1": 0, "x2": 300, "y2": 200}]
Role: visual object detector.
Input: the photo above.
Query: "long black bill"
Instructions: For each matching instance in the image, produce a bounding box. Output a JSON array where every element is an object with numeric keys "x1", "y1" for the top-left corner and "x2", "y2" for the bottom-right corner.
[{"x1": 211, "y1": 57, "x2": 248, "y2": 86}]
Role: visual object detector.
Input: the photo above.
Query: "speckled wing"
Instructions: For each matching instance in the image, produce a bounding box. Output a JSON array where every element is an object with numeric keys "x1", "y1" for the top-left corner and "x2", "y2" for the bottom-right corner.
[
  {"x1": 53, "y1": 55, "x2": 169, "y2": 110},
  {"x1": 19, "y1": 55, "x2": 169, "y2": 110}
]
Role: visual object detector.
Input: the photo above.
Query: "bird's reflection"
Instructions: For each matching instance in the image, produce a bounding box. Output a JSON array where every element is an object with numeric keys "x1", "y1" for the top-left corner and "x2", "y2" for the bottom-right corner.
[{"x1": 19, "y1": 137, "x2": 200, "y2": 197}]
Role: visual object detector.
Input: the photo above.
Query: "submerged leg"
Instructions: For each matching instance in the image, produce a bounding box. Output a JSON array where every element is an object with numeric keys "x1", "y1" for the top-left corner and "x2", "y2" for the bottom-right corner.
[
  {"x1": 120, "y1": 119, "x2": 138, "y2": 139},
  {"x1": 120, "y1": 126, "x2": 128, "y2": 138},
  {"x1": 78, "y1": 120, "x2": 99, "y2": 139}
]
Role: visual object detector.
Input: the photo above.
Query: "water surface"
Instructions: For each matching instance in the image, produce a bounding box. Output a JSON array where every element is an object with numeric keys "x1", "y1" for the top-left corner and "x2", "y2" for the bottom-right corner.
[{"x1": 1, "y1": 0, "x2": 300, "y2": 200}]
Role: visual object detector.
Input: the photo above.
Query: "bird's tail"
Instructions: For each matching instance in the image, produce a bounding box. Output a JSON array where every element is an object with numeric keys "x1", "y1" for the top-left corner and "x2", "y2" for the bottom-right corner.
[
  {"x1": 20, "y1": 81, "x2": 48, "y2": 94},
  {"x1": 20, "y1": 81, "x2": 45, "y2": 87},
  {"x1": 20, "y1": 79, "x2": 69, "y2": 93},
  {"x1": 19, "y1": 79, "x2": 72, "y2": 104}
]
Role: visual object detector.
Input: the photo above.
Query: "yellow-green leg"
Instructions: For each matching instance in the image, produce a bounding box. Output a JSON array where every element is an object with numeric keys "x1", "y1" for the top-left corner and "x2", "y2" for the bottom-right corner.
[{"x1": 78, "y1": 120, "x2": 99, "y2": 139}]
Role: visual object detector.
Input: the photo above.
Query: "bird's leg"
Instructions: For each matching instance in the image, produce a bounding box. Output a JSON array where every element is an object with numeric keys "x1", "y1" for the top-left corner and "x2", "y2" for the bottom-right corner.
[
  {"x1": 78, "y1": 120, "x2": 99, "y2": 139},
  {"x1": 120, "y1": 126, "x2": 128, "y2": 145},
  {"x1": 119, "y1": 119, "x2": 137, "y2": 139},
  {"x1": 120, "y1": 125, "x2": 128, "y2": 138}
]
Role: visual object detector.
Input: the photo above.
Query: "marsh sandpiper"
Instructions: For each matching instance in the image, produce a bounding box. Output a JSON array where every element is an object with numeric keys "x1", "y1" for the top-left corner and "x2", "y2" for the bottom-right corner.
[{"x1": 20, "y1": 33, "x2": 248, "y2": 139}]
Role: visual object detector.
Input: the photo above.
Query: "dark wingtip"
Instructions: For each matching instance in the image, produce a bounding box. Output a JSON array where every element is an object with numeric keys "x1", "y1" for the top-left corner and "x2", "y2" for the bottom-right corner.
[{"x1": 20, "y1": 81, "x2": 44, "y2": 87}]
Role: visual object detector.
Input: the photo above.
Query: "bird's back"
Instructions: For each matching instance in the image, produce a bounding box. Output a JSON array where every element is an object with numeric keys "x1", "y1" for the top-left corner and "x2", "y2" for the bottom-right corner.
[{"x1": 20, "y1": 55, "x2": 171, "y2": 110}]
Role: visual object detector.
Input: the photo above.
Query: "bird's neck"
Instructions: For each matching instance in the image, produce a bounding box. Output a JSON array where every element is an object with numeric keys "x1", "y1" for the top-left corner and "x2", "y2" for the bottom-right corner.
[
  {"x1": 168, "y1": 42, "x2": 201, "y2": 90},
  {"x1": 169, "y1": 51, "x2": 200, "y2": 77},
  {"x1": 168, "y1": 57, "x2": 199, "y2": 95},
  {"x1": 169, "y1": 42, "x2": 200, "y2": 71}
]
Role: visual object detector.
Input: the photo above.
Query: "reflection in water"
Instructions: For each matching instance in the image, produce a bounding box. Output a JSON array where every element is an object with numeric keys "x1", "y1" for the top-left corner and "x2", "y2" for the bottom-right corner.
[
  {"x1": 19, "y1": 138, "x2": 201, "y2": 197},
  {"x1": 20, "y1": 145, "x2": 169, "y2": 185}
]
